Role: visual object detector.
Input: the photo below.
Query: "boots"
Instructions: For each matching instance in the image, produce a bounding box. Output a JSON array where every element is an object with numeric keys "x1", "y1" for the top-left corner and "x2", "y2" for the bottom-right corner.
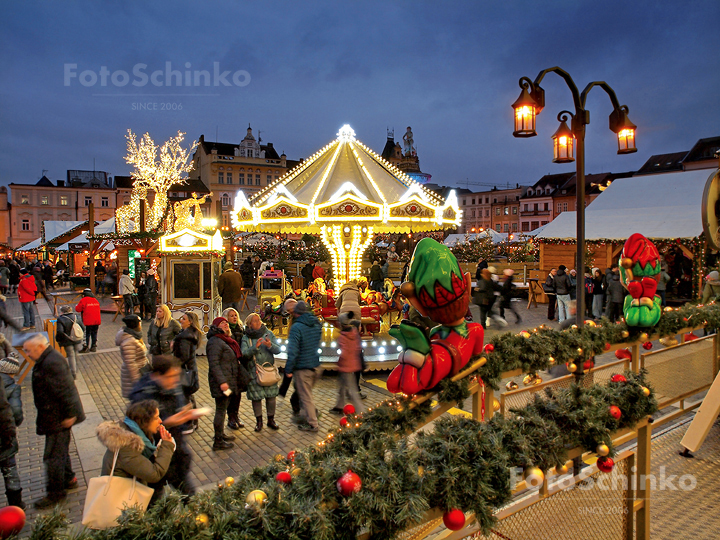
[
  {"x1": 267, "y1": 416, "x2": 279, "y2": 430},
  {"x1": 212, "y1": 437, "x2": 234, "y2": 451},
  {"x1": 254, "y1": 416, "x2": 263, "y2": 432},
  {"x1": 227, "y1": 416, "x2": 244, "y2": 430},
  {"x1": 6, "y1": 489, "x2": 25, "y2": 510}
]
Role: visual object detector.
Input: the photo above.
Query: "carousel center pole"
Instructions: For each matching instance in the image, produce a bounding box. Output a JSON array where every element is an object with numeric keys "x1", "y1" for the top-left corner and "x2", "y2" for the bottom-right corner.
[{"x1": 320, "y1": 224, "x2": 374, "y2": 286}]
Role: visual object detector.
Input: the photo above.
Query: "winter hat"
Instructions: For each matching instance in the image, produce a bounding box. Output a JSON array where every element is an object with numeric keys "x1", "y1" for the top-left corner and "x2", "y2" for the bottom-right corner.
[
  {"x1": 294, "y1": 301, "x2": 308, "y2": 315},
  {"x1": 0, "y1": 357, "x2": 20, "y2": 375},
  {"x1": 706, "y1": 271, "x2": 720, "y2": 285},
  {"x1": 338, "y1": 311, "x2": 355, "y2": 328},
  {"x1": 224, "y1": 262, "x2": 234, "y2": 270},
  {"x1": 212, "y1": 316, "x2": 228, "y2": 327},
  {"x1": 122, "y1": 314, "x2": 141, "y2": 329},
  {"x1": 20, "y1": 269, "x2": 27, "y2": 275},
  {"x1": 83, "y1": 288, "x2": 93, "y2": 296}
]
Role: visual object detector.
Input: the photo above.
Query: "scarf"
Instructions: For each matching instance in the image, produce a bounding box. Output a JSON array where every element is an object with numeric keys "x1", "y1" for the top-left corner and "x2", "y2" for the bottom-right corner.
[
  {"x1": 123, "y1": 417, "x2": 157, "y2": 459},
  {"x1": 213, "y1": 331, "x2": 241, "y2": 358},
  {"x1": 123, "y1": 326, "x2": 143, "y2": 340},
  {"x1": 244, "y1": 323, "x2": 267, "y2": 340}
]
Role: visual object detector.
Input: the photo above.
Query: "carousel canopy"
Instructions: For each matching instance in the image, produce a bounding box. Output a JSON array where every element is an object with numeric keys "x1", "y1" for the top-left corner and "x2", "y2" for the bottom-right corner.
[
  {"x1": 231, "y1": 125, "x2": 461, "y2": 234},
  {"x1": 536, "y1": 168, "x2": 716, "y2": 241},
  {"x1": 16, "y1": 237, "x2": 42, "y2": 252}
]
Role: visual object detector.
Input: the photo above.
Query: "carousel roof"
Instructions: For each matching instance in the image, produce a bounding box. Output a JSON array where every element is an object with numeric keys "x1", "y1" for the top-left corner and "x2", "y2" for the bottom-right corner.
[{"x1": 232, "y1": 125, "x2": 461, "y2": 233}]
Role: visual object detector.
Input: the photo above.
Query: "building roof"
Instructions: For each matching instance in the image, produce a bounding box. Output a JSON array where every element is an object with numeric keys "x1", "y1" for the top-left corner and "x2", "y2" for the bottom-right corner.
[
  {"x1": 536, "y1": 168, "x2": 718, "y2": 241},
  {"x1": 41, "y1": 221, "x2": 87, "y2": 244},
  {"x1": 15, "y1": 237, "x2": 42, "y2": 251},
  {"x1": 381, "y1": 136, "x2": 397, "y2": 160},
  {"x1": 197, "y1": 134, "x2": 284, "y2": 159},
  {"x1": 55, "y1": 219, "x2": 117, "y2": 252},
  {"x1": 36, "y1": 176, "x2": 54, "y2": 187},
  {"x1": 683, "y1": 136, "x2": 720, "y2": 164},
  {"x1": 169, "y1": 177, "x2": 210, "y2": 194},
  {"x1": 636, "y1": 151, "x2": 688, "y2": 175},
  {"x1": 522, "y1": 172, "x2": 575, "y2": 198},
  {"x1": 114, "y1": 175, "x2": 134, "y2": 189}
]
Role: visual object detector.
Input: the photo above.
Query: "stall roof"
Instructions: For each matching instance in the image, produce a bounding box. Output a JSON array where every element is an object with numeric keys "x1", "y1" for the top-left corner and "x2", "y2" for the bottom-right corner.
[
  {"x1": 536, "y1": 168, "x2": 718, "y2": 241},
  {"x1": 55, "y1": 232, "x2": 115, "y2": 252},
  {"x1": 41, "y1": 221, "x2": 86, "y2": 244},
  {"x1": 16, "y1": 238, "x2": 42, "y2": 251},
  {"x1": 444, "y1": 229, "x2": 505, "y2": 246}
]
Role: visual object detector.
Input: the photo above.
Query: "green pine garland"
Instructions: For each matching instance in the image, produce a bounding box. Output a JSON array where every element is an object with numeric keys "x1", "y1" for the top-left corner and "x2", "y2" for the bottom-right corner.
[{"x1": 35, "y1": 370, "x2": 657, "y2": 540}]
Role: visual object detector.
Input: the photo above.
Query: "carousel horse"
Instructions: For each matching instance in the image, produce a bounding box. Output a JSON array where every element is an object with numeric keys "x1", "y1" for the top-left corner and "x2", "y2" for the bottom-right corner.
[
  {"x1": 257, "y1": 301, "x2": 288, "y2": 330},
  {"x1": 376, "y1": 278, "x2": 404, "y2": 324}
]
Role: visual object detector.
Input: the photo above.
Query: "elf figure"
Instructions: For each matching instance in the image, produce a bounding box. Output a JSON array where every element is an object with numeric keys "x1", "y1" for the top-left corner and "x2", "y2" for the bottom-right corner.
[
  {"x1": 619, "y1": 233, "x2": 662, "y2": 327},
  {"x1": 387, "y1": 239, "x2": 484, "y2": 395}
]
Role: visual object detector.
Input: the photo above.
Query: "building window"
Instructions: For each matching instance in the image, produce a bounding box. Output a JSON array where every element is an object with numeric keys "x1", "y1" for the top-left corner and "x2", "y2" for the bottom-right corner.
[
  {"x1": 221, "y1": 193, "x2": 230, "y2": 207},
  {"x1": 524, "y1": 204, "x2": 528, "y2": 211},
  {"x1": 504, "y1": 207, "x2": 509, "y2": 215},
  {"x1": 462, "y1": 199, "x2": 466, "y2": 206},
  {"x1": 101, "y1": 197, "x2": 109, "y2": 207},
  {"x1": 471, "y1": 198, "x2": 475, "y2": 205},
  {"x1": 471, "y1": 210, "x2": 475, "y2": 217},
  {"x1": 218, "y1": 172, "x2": 224, "y2": 184},
  {"x1": 522, "y1": 222, "x2": 530, "y2": 232},
  {"x1": 223, "y1": 214, "x2": 229, "y2": 227},
  {"x1": 531, "y1": 221, "x2": 539, "y2": 230},
  {"x1": 60, "y1": 196, "x2": 68, "y2": 206},
  {"x1": 512, "y1": 223, "x2": 518, "y2": 232},
  {"x1": 485, "y1": 209, "x2": 489, "y2": 217},
  {"x1": 495, "y1": 207, "x2": 500, "y2": 216},
  {"x1": 85, "y1": 197, "x2": 92, "y2": 206},
  {"x1": 255, "y1": 174, "x2": 261, "y2": 185},
  {"x1": 503, "y1": 223, "x2": 509, "y2": 232},
  {"x1": 239, "y1": 173, "x2": 244, "y2": 185},
  {"x1": 563, "y1": 202, "x2": 568, "y2": 212},
  {"x1": 544, "y1": 203, "x2": 549, "y2": 211},
  {"x1": 512, "y1": 207, "x2": 517, "y2": 215},
  {"x1": 267, "y1": 175, "x2": 272, "y2": 184},
  {"x1": 41, "y1": 196, "x2": 49, "y2": 205},
  {"x1": 496, "y1": 224, "x2": 501, "y2": 232},
  {"x1": 557, "y1": 203, "x2": 562, "y2": 213},
  {"x1": 21, "y1": 195, "x2": 29, "y2": 205},
  {"x1": 227, "y1": 173, "x2": 233, "y2": 184},
  {"x1": 21, "y1": 219, "x2": 29, "y2": 231}
]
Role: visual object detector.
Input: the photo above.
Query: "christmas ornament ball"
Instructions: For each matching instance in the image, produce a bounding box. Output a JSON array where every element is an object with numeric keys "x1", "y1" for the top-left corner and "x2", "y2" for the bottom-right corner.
[
  {"x1": 597, "y1": 456, "x2": 615, "y2": 473},
  {"x1": 609, "y1": 405, "x2": 622, "y2": 419},
  {"x1": 640, "y1": 333, "x2": 649, "y2": 342},
  {"x1": 417, "y1": 466, "x2": 425, "y2": 477},
  {"x1": 276, "y1": 471, "x2": 292, "y2": 484},
  {"x1": 0, "y1": 506, "x2": 25, "y2": 538},
  {"x1": 492, "y1": 398, "x2": 500, "y2": 412},
  {"x1": 548, "y1": 356, "x2": 555, "y2": 365},
  {"x1": 274, "y1": 453, "x2": 285, "y2": 462},
  {"x1": 343, "y1": 404, "x2": 356, "y2": 415},
  {"x1": 610, "y1": 374, "x2": 627, "y2": 383},
  {"x1": 643, "y1": 342, "x2": 653, "y2": 350},
  {"x1": 519, "y1": 331, "x2": 531, "y2": 338},
  {"x1": 337, "y1": 470, "x2": 362, "y2": 496},
  {"x1": 567, "y1": 362, "x2": 578, "y2": 373},
  {"x1": 642, "y1": 386, "x2": 651, "y2": 397},
  {"x1": 246, "y1": 490, "x2": 268, "y2": 506},
  {"x1": 484, "y1": 343, "x2": 494, "y2": 353},
  {"x1": 442, "y1": 509, "x2": 466, "y2": 531},
  {"x1": 555, "y1": 464, "x2": 569, "y2": 475},
  {"x1": 340, "y1": 417, "x2": 349, "y2": 427},
  {"x1": 583, "y1": 359, "x2": 595, "y2": 370},
  {"x1": 604, "y1": 342, "x2": 612, "y2": 351},
  {"x1": 290, "y1": 466, "x2": 302, "y2": 477},
  {"x1": 287, "y1": 450, "x2": 296, "y2": 462},
  {"x1": 621, "y1": 330, "x2": 629, "y2": 338},
  {"x1": 596, "y1": 444, "x2": 610, "y2": 457},
  {"x1": 195, "y1": 513, "x2": 209, "y2": 526},
  {"x1": 524, "y1": 467, "x2": 544, "y2": 487},
  {"x1": 585, "y1": 320, "x2": 597, "y2": 327},
  {"x1": 576, "y1": 347, "x2": 583, "y2": 356},
  {"x1": 225, "y1": 476, "x2": 235, "y2": 487}
]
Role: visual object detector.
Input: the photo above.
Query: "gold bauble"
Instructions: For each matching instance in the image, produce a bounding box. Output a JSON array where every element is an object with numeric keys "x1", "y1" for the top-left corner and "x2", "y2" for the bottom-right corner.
[
  {"x1": 246, "y1": 489, "x2": 268, "y2": 506},
  {"x1": 524, "y1": 467, "x2": 545, "y2": 487},
  {"x1": 621, "y1": 257, "x2": 634, "y2": 269},
  {"x1": 290, "y1": 466, "x2": 302, "y2": 477},
  {"x1": 555, "y1": 464, "x2": 569, "y2": 475},
  {"x1": 664, "y1": 306, "x2": 673, "y2": 312},
  {"x1": 621, "y1": 330, "x2": 629, "y2": 339},
  {"x1": 548, "y1": 356, "x2": 555, "y2": 365},
  {"x1": 642, "y1": 387, "x2": 651, "y2": 397},
  {"x1": 274, "y1": 453, "x2": 285, "y2": 462},
  {"x1": 492, "y1": 398, "x2": 500, "y2": 412},
  {"x1": 577, "y1": 348, "x2": 583, "y2": 356},
  {"x1": 523, "y1": 374, "x2": 542, "y2": 386},
  {"x1": 571, "y1": 324, "x2": 578, "y2": 330},
  {"x1": 596, "y1": 444, "x2": 610, "y2": 457},
  {"x1": 640, "y1": 333, "x2": 649, "y2": 342},
  {"x1": 584, "y1": 320, "x2": 597, "y2": 327},
  {"x1": 567, "y1": 362, "x2": 578, "y2": 373},
  {"x1": 417, "y1": 466, "x2": 425, "y2": 477},
  {"x1": 195, "y1": 513, "x2": 209, "y2": 526},
  {"x1": 225, "y1": 476, "x2": 235, "y2": 487}
]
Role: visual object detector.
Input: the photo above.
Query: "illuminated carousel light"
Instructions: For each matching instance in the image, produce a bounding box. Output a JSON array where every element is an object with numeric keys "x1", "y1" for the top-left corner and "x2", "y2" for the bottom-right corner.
[
  {"x1": 317, "y1": 348, "x2": 323, "y2": 354},
  {"x1": 336, "y1": 349, "x2": 342, "y2": 355},
  {"x1": 381, "y1": 341, "x2": 387, "y2": 346},
  {"x1": 378, "y1": 347, "x2": 385, "y2": 354},
  {"x1": 396, "y1": 346, "x2": 403, "y2": 352},
  {"x1": 321, "y1": 342, "x2": 326, "y2": 347},
  {"x1": 280, "y1": 345, "x2": 286, "y2": 352},
  {"x1": 362, "y1": 342, "x2": 367, "y2": 348},
  {"x1": 372, "y1": 341, "x2": 377, "y2": 346},
  {"x1": 330, "y1": 342, "x2": 336, "y2": 348}
]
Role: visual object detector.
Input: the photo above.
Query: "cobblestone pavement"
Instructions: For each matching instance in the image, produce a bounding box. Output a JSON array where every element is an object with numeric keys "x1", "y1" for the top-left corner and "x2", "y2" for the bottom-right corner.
[{"x1": 5, "y1": 288, "x2": 718, "y2": 538}]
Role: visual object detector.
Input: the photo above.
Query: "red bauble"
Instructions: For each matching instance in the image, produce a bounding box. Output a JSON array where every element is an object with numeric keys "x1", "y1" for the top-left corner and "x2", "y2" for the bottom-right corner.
[
  {"x1": 443, "y1": 509, "x2": 466, "y2": 531},
  {"x1": 604, "y1": 342, "x2": 612, "y2": 351},
  {"x1": 343, "y1": 404, "x2": 356, "y2": 415},
  {"x1": 615, "y1": 348, "x2": 631, "y2": 360},
  {"x1": 276, "y1": 471, "x2": 292, "y2": 484},
  {"x1": 583, "y1": 359, "x2": 595, "y2": 370},
  {"x1": 610, "y1": 374, "x2": 627, "y2": 383},
  {"x1": 340, "y1": 417, "x2": 349, "y2": 427},
  {"x1": 484, "y1": 344, "x2": 494, "y2": 353},
  {"x1": 642, "y1": 342, "x2": 653, "y2": 350},
  {"x1": 685, "y1": 333, "x2": 698, "y2": 341},
  {"x1": 286, "y1": 450, "x2": 296, "y2": 462},
  {"x1": 597, "y1": 456, "x2": 615, "y2": 473},
  {"x1": 609, "y1": 405, "x2": 622, "y2": 420},
  {"x1": 337, "y1": 470, "x2": 362, "y2": 496},
  {"x1": 0, "y1": 506, "x2": 25, "y2": 539}
]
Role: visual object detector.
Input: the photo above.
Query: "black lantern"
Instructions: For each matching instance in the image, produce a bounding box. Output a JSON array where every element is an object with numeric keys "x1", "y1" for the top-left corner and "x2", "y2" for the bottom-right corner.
[
  {"x1": 552, "y1": 113, "x2": 575, "y2": 163},
  {"x1": 512, "y1": 78, "x2": 544, "y2": 138},
  {"x1": 609, "y1": 106, "x2": 637, "y2": 154}
]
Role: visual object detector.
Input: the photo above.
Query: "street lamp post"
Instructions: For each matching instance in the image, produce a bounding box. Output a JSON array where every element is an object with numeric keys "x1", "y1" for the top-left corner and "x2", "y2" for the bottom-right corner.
[{"x1": 512, "y1": 67, "x2": 637, "y2": 329}]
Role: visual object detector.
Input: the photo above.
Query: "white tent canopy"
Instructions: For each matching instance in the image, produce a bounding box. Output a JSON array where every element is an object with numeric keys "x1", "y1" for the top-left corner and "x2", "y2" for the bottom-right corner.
[
  {"x1": 536, "y1": 169, "x2": 717, "y2": 240},
  {"x1": 42, "y1": 221, "x2": 86, "y2": 244},
  {"x1": 16, "y1": 238, "x2": 42, "y2": 251},
  {"x1": 444, "y1": 229, "x2": 506, "y2": 246},
  {"x1": 55, "y1": 218, "x2": 120, "y2": 251}
]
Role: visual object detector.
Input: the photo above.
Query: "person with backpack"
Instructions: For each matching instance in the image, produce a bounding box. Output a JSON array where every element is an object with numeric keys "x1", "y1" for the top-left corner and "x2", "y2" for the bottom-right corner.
[{"x1": 56, "y1": 305, "x2": 85, "y2": 380}]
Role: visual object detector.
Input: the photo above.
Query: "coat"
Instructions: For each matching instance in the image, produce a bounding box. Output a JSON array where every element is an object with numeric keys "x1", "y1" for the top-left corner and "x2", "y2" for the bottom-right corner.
[
  {"x1": 369, "y1": 264, "x2": 383, "y2": 282},
  {"x1": 18, "y1": 274, "x2": 36, "y2": 303},
  {"x1": 128, "y1": 373, "x2": 187, "y2": 436},
  {"x1": 147, "y1": 319, "x2": 181, "y2": 356},
  {"x1": 0, "y1": 267, "x2": 8, "y2": 287},
  {"x1": 97, "y1": 421, "x2": 175, "y2": 485},
  {"x1": 116, "y1": 329, "x2": 149, "y2": 399},
  {"x1": 32, "y1": 346, "x2": 85, "y2": 435},
  {"x1": 218, "y1": 270, "x2": 244, "y2": 302},
  {"x1": 337, "y1": 327, "x2": 362, "y2": 373},
  {"x1": 8, "y1": 265, "x2": 19, "y2": 286},
  {"x1": 1, "y1": 373, "x2": 22, "y2": 427},
  {"x1": 285, "y1": 312, "x2": 322, "y2": 374},
  {"x1": 474, "y1": 277, "x2": 497, "y2": 306},
  {"x1": 554, "y1": 269, "x2": 571, "y2": 295},
  {"x1": 0, "y1": 383, "x2": 16, "y2": 458},
  {"x1": 56, "y1": 312, "x2": 85, "y2": 347},
  {"x1": 76, "y1": 295, "x2": 102, "y2": 326},
  {"x1": 172, "y1": 327, "x2": 199, "y2": 395},
  {"x1": 335, "y1": 282, "x2": 362, "y2": 318},
  {"x1": 119, "y1": 274, "x2": 135, "y2": 296},
  {"x1": 241, "y1": 325, "x2": 280, "y2": 401},
  {"x1": 607, "y1": 274, "x2": 625, "y2": 303},
  {"x1": 206, "y1": 329, "x2": 242, "y2": 398},
  {"x1": 240, "y1": 262, "x2": 255, "y2": 288}
]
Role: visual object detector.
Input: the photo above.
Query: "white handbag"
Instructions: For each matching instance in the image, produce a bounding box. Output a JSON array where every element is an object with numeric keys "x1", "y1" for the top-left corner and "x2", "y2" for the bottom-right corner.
[{"x1": 82, "y1": 450, "x2": 154, "y2": 529}]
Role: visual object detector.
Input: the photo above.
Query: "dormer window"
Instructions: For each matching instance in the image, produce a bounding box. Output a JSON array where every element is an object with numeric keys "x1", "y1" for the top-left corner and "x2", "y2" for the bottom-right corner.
[{"x1": 527, "y1": 189, "x2": 533, "y2": 196}]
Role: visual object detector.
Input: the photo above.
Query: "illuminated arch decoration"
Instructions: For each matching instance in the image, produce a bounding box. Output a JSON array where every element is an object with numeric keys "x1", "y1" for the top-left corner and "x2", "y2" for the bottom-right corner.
[
  {"x1": 230, "y1": 125, "x2": 462, "y2": 285},
  {"x1": 159, "y1": 228, "x2": 225, "y2": 256}
]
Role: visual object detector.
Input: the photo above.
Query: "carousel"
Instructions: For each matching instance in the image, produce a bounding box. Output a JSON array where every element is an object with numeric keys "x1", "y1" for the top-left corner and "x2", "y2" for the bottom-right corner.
[{"x1": 230, "y1": 125, "x2": 461, "y2": 368}]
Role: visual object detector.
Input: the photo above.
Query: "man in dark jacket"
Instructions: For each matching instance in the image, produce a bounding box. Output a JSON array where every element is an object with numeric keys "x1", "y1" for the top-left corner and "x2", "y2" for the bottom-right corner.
[
  {"x1": 0, "y1": 380, "x2": 24, "y2": 509},
  {"x1": 285, "y1": 301, "x2": 322, "y2": 432},
  {"x1": 25, "y1": 333, "x2": 85, "y2": 509},
  {"x1": 301, "y1": 259, "x2": 315, "y2": 288},
  {"x1": 605, "y1": 271, "x2": 625, "y2": 323},
  {"x1": 554, "y1": 265, "x2": 572, "y2": 323},
  {"x1": 218, "y1": 262, "x2": 244, "y2": 311}
]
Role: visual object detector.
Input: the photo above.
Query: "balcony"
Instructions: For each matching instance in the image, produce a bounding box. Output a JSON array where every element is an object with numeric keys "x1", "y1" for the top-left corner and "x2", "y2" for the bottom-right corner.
[{"x1": 520, "y1": 209, "x2": 551, "y2": 217}]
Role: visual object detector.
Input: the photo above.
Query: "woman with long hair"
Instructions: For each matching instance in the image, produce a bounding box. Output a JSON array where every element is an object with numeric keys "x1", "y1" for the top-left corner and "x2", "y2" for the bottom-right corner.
[
  {"x1": 241, "y1": 313, "x2": 281, "y2": 432},
  {"x1": 221, "y1": 307, "x2": 248, "y2": 430},
  {"x1": 172, "y1": 312, "x2": 202, "y2": 434},
  {"x1": 148, "y1": 304, "x2": 181, "y2": 356}
]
